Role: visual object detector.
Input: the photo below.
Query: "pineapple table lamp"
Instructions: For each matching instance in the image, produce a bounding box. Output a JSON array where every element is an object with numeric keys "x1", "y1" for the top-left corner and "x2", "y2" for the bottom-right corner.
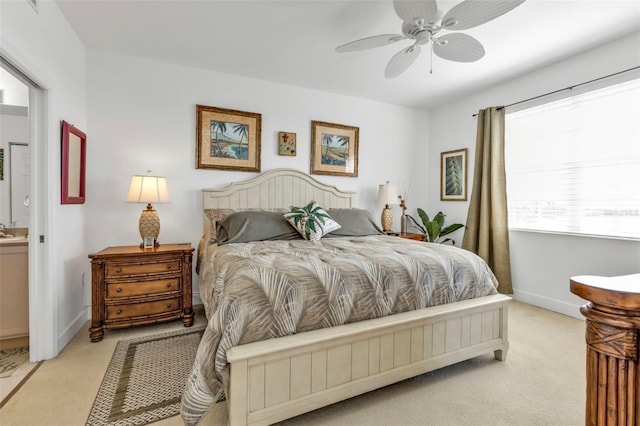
[
  {"x1": 126, "y1": 171, "x2": 170, "y2": 247},
  {"x1": 376, "y1": 181, "x2": 399, "y2": 233}
]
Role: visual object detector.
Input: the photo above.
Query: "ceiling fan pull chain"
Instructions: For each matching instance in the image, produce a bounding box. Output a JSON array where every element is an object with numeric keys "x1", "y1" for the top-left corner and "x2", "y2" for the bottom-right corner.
[{"x1": 430, "y1": 41, "x2": 434, "y2": 75}]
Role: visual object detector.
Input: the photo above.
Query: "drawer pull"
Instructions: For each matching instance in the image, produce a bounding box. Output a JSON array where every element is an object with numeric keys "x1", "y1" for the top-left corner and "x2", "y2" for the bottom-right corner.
[
  {"x1": 116, "y1": 309, "x2": 122, "y2": 314},
  {"x1": 115, "y1": 268, "x2": 122, "y2": 273},
  {"x1": 166, "y1": 264, "x2": 172, "y2": 269},
  {"x1": 115, "y1": 288, "x2": 122, "y2": 293},
  {"x1": 166, "y1": 283, "x2": 172, "y2": 288},
  {"x1": 166, "y1": 303, "x2": 172, "y2": 308}
]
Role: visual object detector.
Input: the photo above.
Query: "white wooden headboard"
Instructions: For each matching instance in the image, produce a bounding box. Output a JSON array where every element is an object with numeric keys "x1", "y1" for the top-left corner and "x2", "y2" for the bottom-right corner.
[{"x1": 202, "y1": 168, "x2": 357, "y2": 234}]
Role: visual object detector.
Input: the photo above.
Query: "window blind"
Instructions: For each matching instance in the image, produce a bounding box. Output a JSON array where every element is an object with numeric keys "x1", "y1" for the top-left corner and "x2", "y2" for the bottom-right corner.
[{"x1": 505, "y1": 78, "x2": 640, "y2": 239}]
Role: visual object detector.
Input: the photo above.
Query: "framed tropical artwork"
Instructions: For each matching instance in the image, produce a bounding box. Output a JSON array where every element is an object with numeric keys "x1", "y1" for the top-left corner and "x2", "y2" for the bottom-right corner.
[
  {"x1": 196, "y1": 105, "x2": 261, "y2": 172},
  {"x1": 310, "y1": 120, "x2": 359, "y2": 177},
  {"x1": 440, "y1": 148, "x2": 467, "y2": 201}
]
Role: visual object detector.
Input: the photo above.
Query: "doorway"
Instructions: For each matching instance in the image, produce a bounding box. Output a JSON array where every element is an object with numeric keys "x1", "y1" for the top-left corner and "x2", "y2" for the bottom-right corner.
[{"x1": 1, "y1": 56, "x2": 49, "y2": 363}]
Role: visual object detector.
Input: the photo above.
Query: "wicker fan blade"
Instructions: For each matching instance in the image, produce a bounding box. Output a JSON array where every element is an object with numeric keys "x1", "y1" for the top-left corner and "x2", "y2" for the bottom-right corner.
[
  {"x1": 385, "y1": 44, "x2": 421, "y2": 78},
  {"x1": 433, "y1": 33, "x2": 485, "y2": 62},
  {"x1": 442, "y1": 0, "x2": 526, "y2": 31},
  {"x1": 393, "y1": 0, "x2": 439, "y2": 24},
  {"x1": 336, "y1": 34, "x2": 406, "y2": 53}
]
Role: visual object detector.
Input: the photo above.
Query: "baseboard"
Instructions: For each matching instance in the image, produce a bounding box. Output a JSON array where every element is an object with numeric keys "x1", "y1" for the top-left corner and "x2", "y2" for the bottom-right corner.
[
  {"x1": 58, "y1": 308, "x2": 89, "y2": 351},
  {"x1": 512, "y1": 289, "x2": 583, "y2": 320},
  {"x1": 0, "y1": 326, "x2": 29, "y2": 339}
]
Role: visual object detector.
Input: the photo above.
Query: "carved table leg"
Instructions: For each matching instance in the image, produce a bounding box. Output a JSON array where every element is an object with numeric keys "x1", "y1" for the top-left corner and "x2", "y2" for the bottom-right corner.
[
  {"x1": 89, "y1": 258, "x2": 105, "y2": 342},
  {"x1": 89, "y1": 325, "x2": 104, "y2": 342},
  {"x1": 183, "y1": 307, "x2": 194, "y2": 327},
  {"x1": 580, "y1": 305, "x2": 639, "y2": 426},
  {"x1": 571, "y1": 274, "x2": 640, "y2": 426}
]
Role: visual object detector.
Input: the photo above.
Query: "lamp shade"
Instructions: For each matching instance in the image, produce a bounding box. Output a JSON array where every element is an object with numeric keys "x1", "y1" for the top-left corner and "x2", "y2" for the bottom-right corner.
[
  {"x1": 376, "y1": 183, "x2": 399, "y2": 205},
  {"x1": 126, "y1": 175, "x2": 170, "y2": 204}
]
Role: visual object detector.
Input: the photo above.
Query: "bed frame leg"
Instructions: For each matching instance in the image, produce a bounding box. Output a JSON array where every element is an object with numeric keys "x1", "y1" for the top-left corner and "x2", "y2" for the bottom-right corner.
[{"x1": 494, "y1": 349, "x2": 508, "y2": 361}]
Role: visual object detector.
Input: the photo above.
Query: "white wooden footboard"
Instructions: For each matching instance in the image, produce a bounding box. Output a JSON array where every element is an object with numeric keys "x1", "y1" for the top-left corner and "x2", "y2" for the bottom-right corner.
[{"x1": 226, "y1": 294, "x2": 510, "y2": 426}]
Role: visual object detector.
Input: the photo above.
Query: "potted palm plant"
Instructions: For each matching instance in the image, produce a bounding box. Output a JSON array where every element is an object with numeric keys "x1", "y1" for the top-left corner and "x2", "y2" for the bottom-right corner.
[{"x1": 407, "y1": 209, "x2": 464, "y2": 245}]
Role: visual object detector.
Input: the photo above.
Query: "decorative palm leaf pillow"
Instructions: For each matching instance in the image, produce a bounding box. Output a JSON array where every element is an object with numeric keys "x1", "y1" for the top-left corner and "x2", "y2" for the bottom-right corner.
[{"x1": 284, "y1": 201, "x2": 341, "y2": 241}]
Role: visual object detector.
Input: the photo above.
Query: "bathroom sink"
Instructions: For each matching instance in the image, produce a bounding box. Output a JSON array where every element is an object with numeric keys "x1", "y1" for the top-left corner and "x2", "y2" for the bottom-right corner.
[{"x1": 0, "y1": 235, "x2": 28, "y2": 245}]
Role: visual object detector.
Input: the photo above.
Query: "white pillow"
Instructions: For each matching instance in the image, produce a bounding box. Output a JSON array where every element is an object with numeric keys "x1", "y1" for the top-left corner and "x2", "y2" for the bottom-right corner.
[{"x1": 284, "y1": 201, "x2": 341, "y2": 241}]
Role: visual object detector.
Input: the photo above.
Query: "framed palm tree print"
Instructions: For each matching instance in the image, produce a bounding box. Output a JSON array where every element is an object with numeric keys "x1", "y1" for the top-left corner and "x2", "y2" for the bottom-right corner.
[
  {"x1": 440, "y1": 148, "x2": 467, "y2": 201},
  {"x1": 310, "y1": 120, "x2": 359, "y2": 177},
  {"x1": 196, "y1": 105, "x2": 261, "y2": 172}
]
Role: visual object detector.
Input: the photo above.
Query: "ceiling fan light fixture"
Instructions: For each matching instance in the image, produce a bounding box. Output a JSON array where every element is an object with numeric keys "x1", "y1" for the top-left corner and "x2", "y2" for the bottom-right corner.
[{"x1": 336, "y1": 0, "x2": 525, "y2": 77}]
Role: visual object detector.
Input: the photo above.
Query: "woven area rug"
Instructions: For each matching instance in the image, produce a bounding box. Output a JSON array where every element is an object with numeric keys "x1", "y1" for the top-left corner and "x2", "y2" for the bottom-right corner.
[
  {"x1": 0, "y1": 345, "x2": 29, "y2": 378},
  {"x1": 86, "y1": 326, "x2": 205, "y2": 426}
]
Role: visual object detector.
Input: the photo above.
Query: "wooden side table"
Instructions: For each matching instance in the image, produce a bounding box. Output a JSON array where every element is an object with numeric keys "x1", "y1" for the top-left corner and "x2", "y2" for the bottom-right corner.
[
  {"x1": 88, "y1": 243, "x2": 194, "y2": 342},
  {"x1": 570, "y1": 274, "x2": 640, "y2": 426},
  {"x1": 399, "y1": 232, "x2": 427, "y2": 241},
  {"x1": 385, "y1": 232, "x2": 427, "y2": 241}
]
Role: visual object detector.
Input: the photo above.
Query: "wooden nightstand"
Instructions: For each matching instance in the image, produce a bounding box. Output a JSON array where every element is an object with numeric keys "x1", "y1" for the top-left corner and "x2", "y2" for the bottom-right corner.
[{"x1": 88, "y1": 243, "x2": 194, "y2": 342}]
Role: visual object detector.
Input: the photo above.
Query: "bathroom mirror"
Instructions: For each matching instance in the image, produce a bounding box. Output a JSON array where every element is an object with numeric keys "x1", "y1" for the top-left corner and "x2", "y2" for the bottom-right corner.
[
  {"x1": 0, "y1": 100, "x2": 30, "y2": 227},
  {"x1": 61, "y1": 120, "x2": 86, "y2": 204},
  {"x1": 9, "y1": 143, "x2": 30, "y2": 226}
]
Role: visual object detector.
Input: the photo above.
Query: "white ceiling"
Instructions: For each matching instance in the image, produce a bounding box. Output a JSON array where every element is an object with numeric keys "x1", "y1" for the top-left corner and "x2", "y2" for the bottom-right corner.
[{"x1": 56, "y1": 0, "x2": 640, "y2": 110}]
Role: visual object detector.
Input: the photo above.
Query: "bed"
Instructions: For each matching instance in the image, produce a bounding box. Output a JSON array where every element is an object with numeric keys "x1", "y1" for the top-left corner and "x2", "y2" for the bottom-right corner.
[{"x1": 181, "y1": 168, "x2": 510, "y2": 426}]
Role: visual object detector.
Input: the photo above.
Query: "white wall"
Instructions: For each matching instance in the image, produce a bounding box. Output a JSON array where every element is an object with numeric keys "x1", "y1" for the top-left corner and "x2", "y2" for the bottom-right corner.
[
  {"x1": 1, "y1": 0, "x2": 88, "y2": 358},
  {"x1": 85, "y1": 49, "x2": 430, "y2": 301},
  {"x1": 428, "y1": 31, "x2": 640, "y2": 318}
]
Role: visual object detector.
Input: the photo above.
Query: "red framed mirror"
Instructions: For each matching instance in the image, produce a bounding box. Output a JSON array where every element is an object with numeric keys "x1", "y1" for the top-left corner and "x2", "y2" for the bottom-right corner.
[{"x1": 61, "y1": 120, "x2": 87, "y2": 204}]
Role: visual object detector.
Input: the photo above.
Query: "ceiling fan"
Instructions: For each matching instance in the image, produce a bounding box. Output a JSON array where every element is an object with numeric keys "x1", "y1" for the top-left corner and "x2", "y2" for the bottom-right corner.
[{"x1": 335, "y1": 0, "x2": 526, "y2": 78}]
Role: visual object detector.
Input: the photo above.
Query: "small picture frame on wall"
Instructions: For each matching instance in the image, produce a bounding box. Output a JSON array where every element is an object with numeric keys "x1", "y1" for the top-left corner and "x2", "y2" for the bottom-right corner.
[
  {"x1": 310, "y1": 120, "x2": 359, "y2": 177},
  {"x1": 196, "y1": 105, "x2": 262, "y2": 172},
  {"x1": 278, "y1": 132, "x2": 296, "y2": 156},
  {"x1": 441, "y1": 148, "x2": 467, "y2": 201}
]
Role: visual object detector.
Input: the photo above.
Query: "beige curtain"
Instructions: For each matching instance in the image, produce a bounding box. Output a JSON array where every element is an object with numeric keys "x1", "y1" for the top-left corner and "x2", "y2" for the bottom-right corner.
[{"x1": 462, "y1": 107, "x2": 513, "y2": 294}]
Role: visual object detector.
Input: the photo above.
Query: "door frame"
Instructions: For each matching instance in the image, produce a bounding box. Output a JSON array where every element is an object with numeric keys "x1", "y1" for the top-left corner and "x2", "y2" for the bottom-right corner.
[{"x1": 1, "y1": 54, "x2": 55, "y2": 361}]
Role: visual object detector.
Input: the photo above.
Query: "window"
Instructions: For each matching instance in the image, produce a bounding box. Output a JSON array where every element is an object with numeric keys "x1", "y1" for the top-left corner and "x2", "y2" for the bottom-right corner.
[{"x1": 505, "y1": 77, "x2": 640, "y2": 239}]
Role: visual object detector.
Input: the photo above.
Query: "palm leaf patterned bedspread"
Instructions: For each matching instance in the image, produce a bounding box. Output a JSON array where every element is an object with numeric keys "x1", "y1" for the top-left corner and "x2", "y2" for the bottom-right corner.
[{"x1": 181, "y1": 235, "x2": 499, "y2": 425}]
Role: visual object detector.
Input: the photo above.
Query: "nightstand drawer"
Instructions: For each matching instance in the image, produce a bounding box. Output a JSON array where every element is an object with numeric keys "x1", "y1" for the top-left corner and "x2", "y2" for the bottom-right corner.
[
  {"x1": 105, "y1": 260, "x2": 180, "y2": 278},
  {"x1": 106, "y1": 297, "x2": 181, "y2": 321},
  {"x1": 106, "y1": 278, "x2": 180, "y2": 298}
]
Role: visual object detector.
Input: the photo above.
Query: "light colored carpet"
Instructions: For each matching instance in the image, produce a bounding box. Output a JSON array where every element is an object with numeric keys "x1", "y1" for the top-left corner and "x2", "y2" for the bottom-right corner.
[
  {"x1": 86, "y1": 326, "x2": 205, "y2": 426},
  {"x1": 0, "y1": 301, "x2": 586, "y2": 426}
]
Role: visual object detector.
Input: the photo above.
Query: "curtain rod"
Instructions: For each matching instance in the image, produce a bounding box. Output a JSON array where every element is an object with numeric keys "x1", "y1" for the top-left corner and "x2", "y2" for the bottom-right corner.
[{"x1": 471, "y1": 65, "x2": 640, "y2": 117}]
